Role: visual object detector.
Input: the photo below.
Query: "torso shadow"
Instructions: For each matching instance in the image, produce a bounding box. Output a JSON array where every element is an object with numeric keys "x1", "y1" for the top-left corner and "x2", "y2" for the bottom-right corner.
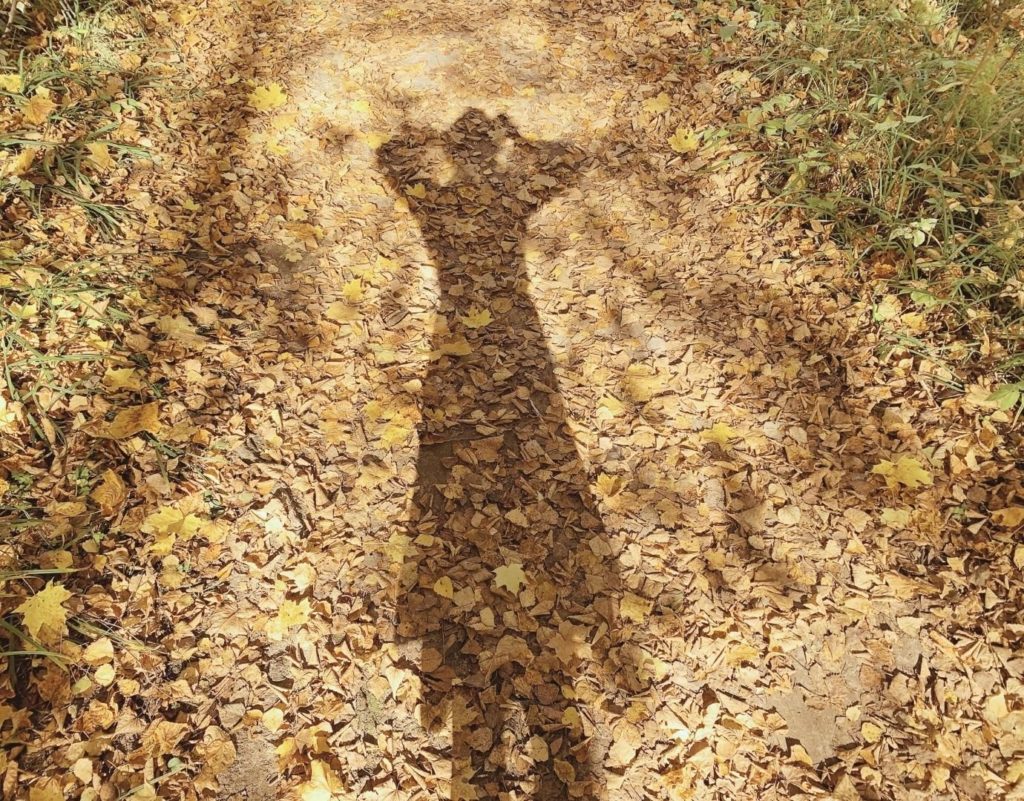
[{"x1": 378, "y1": 110, "x2": 621, "y2": 801}]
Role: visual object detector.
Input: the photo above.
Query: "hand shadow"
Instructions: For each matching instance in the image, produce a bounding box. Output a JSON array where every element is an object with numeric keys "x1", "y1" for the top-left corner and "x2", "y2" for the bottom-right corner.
[{"x1": 377, "y1": 110, "x2": 621, "y2": 800}]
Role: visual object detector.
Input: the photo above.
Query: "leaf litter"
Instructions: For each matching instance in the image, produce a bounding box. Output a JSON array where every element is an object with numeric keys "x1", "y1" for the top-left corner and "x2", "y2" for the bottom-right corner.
[{"x1": 3, "y1": 0, "x2": 1024, "y2": 800}]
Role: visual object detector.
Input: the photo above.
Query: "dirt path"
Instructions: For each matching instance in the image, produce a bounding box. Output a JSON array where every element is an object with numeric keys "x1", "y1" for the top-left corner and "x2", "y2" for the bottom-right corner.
[{"x1": 18, "y1": 0, "x2": 1023, "y2": 799}]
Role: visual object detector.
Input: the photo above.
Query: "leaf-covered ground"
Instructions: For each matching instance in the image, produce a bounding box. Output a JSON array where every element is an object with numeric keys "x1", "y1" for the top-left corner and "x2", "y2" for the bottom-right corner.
[{"x1": 7, "y1": 0, "x2": 1024, "y2": 799}]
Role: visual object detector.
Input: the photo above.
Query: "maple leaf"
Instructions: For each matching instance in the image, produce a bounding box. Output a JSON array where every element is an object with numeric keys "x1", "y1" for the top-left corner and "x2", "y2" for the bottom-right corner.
[
  {"x1": 668, "y1": 125, "x2": 699, "y2": 154},
  {"x1": 143, "y1": 504, "x2": 213, "y2": 555},
  {"x1": 267, "y1": 598, "x2": 311, "y2": 640},
  {"x1": 15, "y1": 581, "x2": 72, "y2": 639},
  {"x1": 594, "y1": 473, "x2": 624, "y2": 497},
  {"x1": 460, "y1": 308, "x2": 493, "y2": 329},
  {"x1": 22, "y1": 89, "x2": 56, "y2": 125},
  {"x1": 341, "y1": 279, "x2": 364, "y2": 303},
  {"x1": 494, "y1": 563, "x2": 527, "y2": 594},
  {"x1": 643, "y1": 92, "x2": 671, "y2": 114},
  {"x1": 871, "y1": 456, "x2": 933, "y2": 490},
  {"x1": 248, "y1": 83, "x2": 287, "y2": 111}
]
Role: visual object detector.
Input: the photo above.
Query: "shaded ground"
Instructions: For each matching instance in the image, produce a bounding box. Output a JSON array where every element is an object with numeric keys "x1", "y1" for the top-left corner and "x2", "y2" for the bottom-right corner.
[{"x1": 8, "y1": 0, "x2": 1024, "y2": 800}]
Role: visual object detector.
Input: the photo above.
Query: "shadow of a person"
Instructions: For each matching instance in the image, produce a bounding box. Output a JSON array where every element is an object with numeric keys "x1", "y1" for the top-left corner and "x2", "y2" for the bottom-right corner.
[{"x1": 377, "y1": 110, "x2": 620, "y2": 800}]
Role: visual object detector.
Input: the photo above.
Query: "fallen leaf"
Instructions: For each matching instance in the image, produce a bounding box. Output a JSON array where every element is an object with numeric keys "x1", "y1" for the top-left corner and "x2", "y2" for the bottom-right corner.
[
  {"x1": 90, "y1": 469, "x2": 127, "y2": 518},
  {"x1": 23, "y1": 88, "x2": 56, "y2": 125},
  {"x1": 993, "y1": 507, "x2": 1024, "y2": 528},
  {"x1": 702, "y1": 422, "x2": 739, "y2": 445},
  {"x1": 494, "y1": 563, "x2": 527, "y2": 594},
  {"x1": 871, "y1": 456, "x2": 933, "y2": 490},
  {"x1": 460, "y1": 308, "x2": 493, "y2": 329},
  {"x1": 668, "y1": 125, "x2": 699, "y2": 154},
  {"x1": 15, "y1": 581, "x2": 72, "y2": 640},
  {"x1": 621, "y1": 591, "x2": 653, "y2": 622},
  {"x1": 96, "y1": 402, "x2": 162, "y2": 439},
  {"x1": 249, "y1": 83, "x2": 287, "y2": 111}
]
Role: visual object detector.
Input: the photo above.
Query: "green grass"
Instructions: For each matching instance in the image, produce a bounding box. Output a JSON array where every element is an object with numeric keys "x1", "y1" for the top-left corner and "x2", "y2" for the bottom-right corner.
[
  {"x1": 1, "y1": 0, "x2": 150, "y2": 232},
  {"x1": 732, "y1": 0, "x2": 1024, "y2": 398},
  {"x1": 0, "y1": 0, "x2": 150, "y2": 662}
]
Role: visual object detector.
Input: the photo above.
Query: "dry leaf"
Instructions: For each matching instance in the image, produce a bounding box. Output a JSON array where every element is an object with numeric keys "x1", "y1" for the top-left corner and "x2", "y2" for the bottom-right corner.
[{"x1": 15, "y1": 581, "x2": 72, "y2": 640}]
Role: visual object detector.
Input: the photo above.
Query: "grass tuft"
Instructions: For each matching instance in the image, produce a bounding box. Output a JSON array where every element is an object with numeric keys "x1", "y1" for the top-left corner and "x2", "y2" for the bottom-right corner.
[{"x1": 736, "y1": 0, "x2": 1024, "y2": 396}]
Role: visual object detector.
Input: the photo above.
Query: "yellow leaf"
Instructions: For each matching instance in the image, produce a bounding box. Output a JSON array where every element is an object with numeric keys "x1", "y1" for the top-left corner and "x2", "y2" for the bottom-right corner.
[
  {"x1": 861, "y1": 721, "x2": 883, "y2": 743},
  {"x1": 94, "y1": 663, "x2": 116, "y2": 686},
  {"x1": 620, "y1": 591, "x2": 652, "y2": 623},
  {"x1": 0, "y1": 73, "x2": 22, "y2": 93},
  {"x1": 86, "y1": 142, "x2": 115, "y2": 171},
  {"x1": 598, "y1": 396, "x2": 625, "y2": 417},
  {"x1": 262, "y1": 707, "x2": 284, "y2": 732},
  {"x1": 102, "y1": 367, "x2": 143, "y2": 391},
  {"x1": 298, "y1": 759, "x2": 347, "y2": 801},
  {"x1": 880, "y1": 508, "x2": 912, "y2": 529},
  {"x1": 643, "y1": 92, "x2": 671, "y2": 114},
  {"x1": 595, "y1": 473, "x2": 624, "y2": 496},
  {"x1": 90, "y1": 469, "x2": 127, "y2": 518},
  {"x1": 22, "y1": 88, "x2": 56, "y2": 125},
  {"x1": 15, "y1": 581, "x2": 72, "y2": 640},
  {"x1": 668, "y1": 125, "x2": 699, "y2": 154},
  {"x1": 341, "y1": 279, "x2": 364, "y2": 304},
  {"x1": 83, "y1": 637, "x2": 114, "y2": 665},
  {"x1": 324, "y1": 301, "x2": 359, "y2": 322},
  {"x1": 98, "y1": 402, "x2": 161, "y2": 439},
  {"x1": 430, "y1": 336, "x2": 473, "y2": 359},
  {"x1": 494, "y1": 563, "x2": 527, "y2": 594},
  {"x1": 406, "y1": 182, "x2": 426, "y2": 199},
  {"x1": 142, "y1": 506, "x2": 205, "y2": 539},
  {"x1": 266, "y1": 598, "x2": 312, "y2": 641},
  {"x1": 433, "y1": 576, "x2": 454, "y2": 599},
  {"x1": 992, "y1": 507, "x2": 1024, "y2": 528},
  {"x1": 702, "y1": 422, "x2": 738, "y2": 445},
  {"x1": 3, "y1": 147, "x2": 35, "y2": 176},
  {"x1": 362, "y1": 131, "x2": 390, "y2": 148},
  {"x1": 460, "y1": 308, "x2": 493, "y2": 329},
  {"x1": 871, "y1": 456, "x2": 933, "y2": 490},
  {"x1": 28, "y1": 779, "x2": 63, "y2": 801},
  {"x1": 248, "y1": 83, "x2": 287, "y2": 111},
  {"x1": 350, "y1": 99, "x2": 371, "y2": 114}
]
